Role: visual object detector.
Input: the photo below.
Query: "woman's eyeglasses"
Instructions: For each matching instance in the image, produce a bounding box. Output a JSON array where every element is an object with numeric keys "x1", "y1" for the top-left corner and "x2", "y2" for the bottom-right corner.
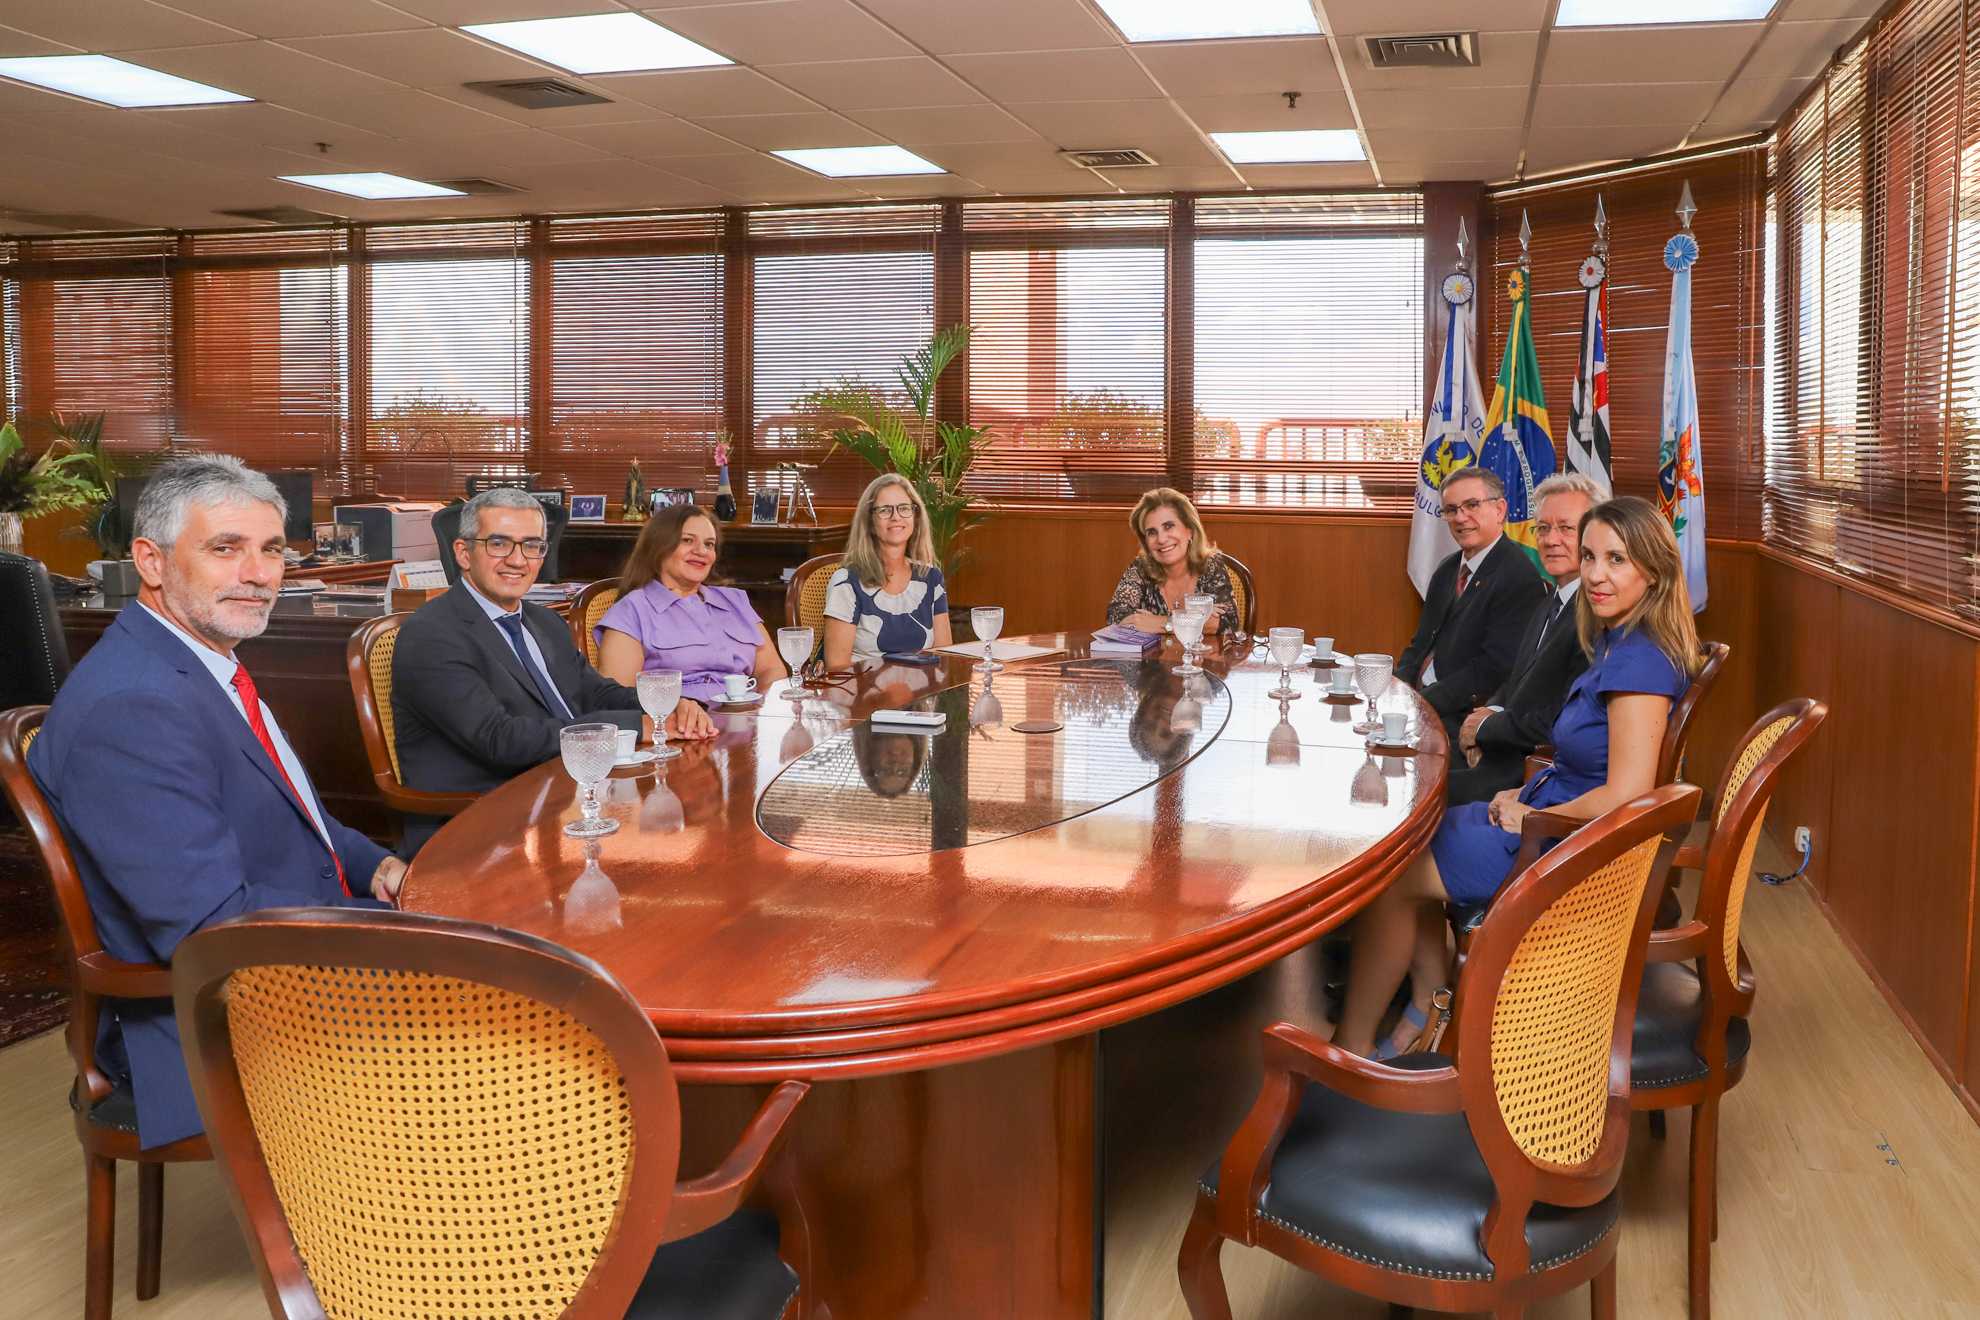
[
  {"x1": 464, "y1": 534, "x2": 549, "y2": 559},
  {"x1": 872, "y1": 502, "x2": 917, "y2": 520}
]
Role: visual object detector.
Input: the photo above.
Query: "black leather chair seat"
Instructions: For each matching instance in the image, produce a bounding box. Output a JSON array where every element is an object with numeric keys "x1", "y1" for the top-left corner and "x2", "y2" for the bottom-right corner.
[
  {"x1": 1449, "y1": 901, "x2": 1490, "y2": 939},
  {"x1": 626, "y1": 1209, "x2": 799, "y2": 1320},
  {"x1": 71, "y1": 1078, "x2": 141, "y2": 1134},
  {"x1": 1632, "y1": 960, "x2": 1751, "y2": 1090},
  {"x1": 1202, "y1": 1055, "x2": 1619, "y2": 1282}
]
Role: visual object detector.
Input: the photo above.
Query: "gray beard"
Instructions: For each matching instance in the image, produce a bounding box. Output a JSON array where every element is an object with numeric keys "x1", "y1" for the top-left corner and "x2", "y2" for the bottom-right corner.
[{"x1": 163, "y1": 572, "x2": 275, "y2": 647}]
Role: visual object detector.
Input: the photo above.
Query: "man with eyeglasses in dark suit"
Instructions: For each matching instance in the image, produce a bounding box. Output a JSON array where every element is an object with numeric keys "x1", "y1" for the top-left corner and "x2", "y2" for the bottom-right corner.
[
  {"x1": 390, "y1": 487, "x2": 709, "y2": 856},
  {"x1": 1395, "y1": 466, "x2": 1550, "y2": 732}
]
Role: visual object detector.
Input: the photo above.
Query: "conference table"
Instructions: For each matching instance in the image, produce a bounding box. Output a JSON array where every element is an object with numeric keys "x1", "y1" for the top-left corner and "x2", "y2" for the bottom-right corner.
[{"x1": 405, "y1": 635, "x2": 1447, "y2": 1320}]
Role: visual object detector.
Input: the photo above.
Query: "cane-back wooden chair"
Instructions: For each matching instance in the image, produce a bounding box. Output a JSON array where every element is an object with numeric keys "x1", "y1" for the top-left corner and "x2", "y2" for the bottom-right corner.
[
  {"x1": 1181, "y1": 783, "x2": 1700, "y2": 1320},
  {"x1": 784, "y1": 554, "x2": 844, "y2": 637},
  {"x1": 571, "y1": 579, "x2": 624, "y2": 668},
  {"x1": 1216, "y1": 552, "x2": 1256, "y2": 637},
  {"x1": 1632, "y1": 698, "x2": 1826, "y2": 1320},
  {"x1": 0, "y1": 705, "x2": 212, "y2": 1320},
  {"x1": 346, "y1": 614, "x2": 481, "y2": 833},
  {"x1": 173, "y1": 907, "x2": 826, "y2": 1320}
]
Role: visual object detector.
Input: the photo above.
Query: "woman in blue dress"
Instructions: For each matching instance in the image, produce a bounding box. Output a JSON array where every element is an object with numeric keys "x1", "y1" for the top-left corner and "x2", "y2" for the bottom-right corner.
[
  {"x1": 1333, "y1": 496, "x2": 1703, "y2": 1060},
  {"x1": 823, "y1": 473, "x2": 954, "y2": 668}
]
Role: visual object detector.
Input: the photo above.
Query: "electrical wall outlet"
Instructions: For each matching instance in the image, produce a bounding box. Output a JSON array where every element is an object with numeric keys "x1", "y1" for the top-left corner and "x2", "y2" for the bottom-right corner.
[{"x1": 1794, "y1": 827, "x2": 1812, "y2": 853}]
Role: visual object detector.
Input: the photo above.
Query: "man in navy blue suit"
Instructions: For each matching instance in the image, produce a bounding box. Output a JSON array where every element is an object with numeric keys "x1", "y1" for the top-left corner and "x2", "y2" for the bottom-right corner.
[{"x1": 28, "y1": 456, "x2": 401, "y2": 1149}]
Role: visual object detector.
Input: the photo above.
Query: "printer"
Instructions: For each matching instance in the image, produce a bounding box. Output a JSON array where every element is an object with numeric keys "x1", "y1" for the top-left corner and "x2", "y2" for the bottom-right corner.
[{"x1": 330, "y1": 501, "x2": 446, "y2": 564}]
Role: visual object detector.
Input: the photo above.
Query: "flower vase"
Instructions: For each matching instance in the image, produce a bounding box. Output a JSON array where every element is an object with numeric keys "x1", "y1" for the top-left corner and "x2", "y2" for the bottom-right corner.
[
  {"x1": 0, "y1": 511, "x2": 21, "y2": 556},
  {"x1": 713, "y1": 465, "x2": 737, "y2": 522}
]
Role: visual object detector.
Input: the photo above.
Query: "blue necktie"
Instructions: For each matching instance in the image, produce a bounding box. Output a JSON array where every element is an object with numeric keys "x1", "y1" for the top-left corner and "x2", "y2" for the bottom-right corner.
[{"x1": 495, "y1": 613, "x2": 573, "y2": 720}]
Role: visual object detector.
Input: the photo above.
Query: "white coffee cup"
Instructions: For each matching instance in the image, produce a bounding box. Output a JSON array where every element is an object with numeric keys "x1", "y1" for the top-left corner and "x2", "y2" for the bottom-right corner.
[
  {"x1": 1381, "y1": 711, "x2": 1409, "y2": 744},
  {"x1": 1330, "y1": 666, "x2": 1354, "y2": 693},
  {"x1": 615, "y1": 727, "x2": 636, "y2": 762},
  {"x1": 1312, "y1": 636, "x2": 1334, "y2": 663},
  {"x1": 722, "y1": 674, "x2": 758, "y2": 701}
]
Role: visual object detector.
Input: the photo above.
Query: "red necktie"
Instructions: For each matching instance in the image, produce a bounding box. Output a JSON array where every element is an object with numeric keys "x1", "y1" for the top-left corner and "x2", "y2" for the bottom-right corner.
[{"x1": 231, "y1": 664, "x2": 350, "y2": 897}]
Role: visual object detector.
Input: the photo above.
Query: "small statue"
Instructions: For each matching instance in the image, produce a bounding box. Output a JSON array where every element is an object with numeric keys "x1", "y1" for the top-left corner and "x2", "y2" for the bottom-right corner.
[
  {"x1": 621, "y1": 460, "x2": 646, "y2": 522},
  {"x1": 713, "y1": 433, "x2": 738, "y2": 523}
]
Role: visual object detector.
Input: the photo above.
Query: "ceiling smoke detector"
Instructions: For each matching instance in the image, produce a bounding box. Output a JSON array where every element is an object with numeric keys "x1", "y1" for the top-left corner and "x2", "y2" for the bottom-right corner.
[
  {"x1": 463, "y1": 78, "x2": 611, "y2": 110},
  {"x1": 432, "y1": 178, "x2": 526, "y2": 194},
  {"x1": 1362, "y1": 32, "x2": 1479, "y2": 68},
  {"x1": 217, "y1": 206, "x2": 344, "y2": 225},
  {"x1": 1061, "y1": 148, "x2": 1159, "y2": 169}
]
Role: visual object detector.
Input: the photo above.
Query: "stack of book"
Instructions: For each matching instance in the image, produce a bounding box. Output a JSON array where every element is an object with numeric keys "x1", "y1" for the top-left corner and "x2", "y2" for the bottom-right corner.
[{"x1": 1089, "y1": 624, "x2": 1163, "y2": 657}]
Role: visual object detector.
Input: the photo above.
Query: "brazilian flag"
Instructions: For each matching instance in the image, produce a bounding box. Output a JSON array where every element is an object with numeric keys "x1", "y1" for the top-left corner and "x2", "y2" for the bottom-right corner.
[{"x1": 1480, "y1": 268, "x2": 1558, "y2": 563}]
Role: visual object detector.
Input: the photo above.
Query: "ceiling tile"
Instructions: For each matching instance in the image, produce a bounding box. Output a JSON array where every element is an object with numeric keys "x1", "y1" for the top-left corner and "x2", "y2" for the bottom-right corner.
[
  {"x1": 1354, "y1": 84, "x2": 1528, "y2": 130},
  {"x1": 1002, "y1": 98, "x2": 1196, "y2": 145},
  {"x1": 166, "y1": 100, "x2": 391, "y2": 149},
  {"x1": 1543, "y1": 25, "x2": 1762, "y2": 85},
  {"x1": 424, "y1": 82, "x2": 667, "y2": 125},
  {"x1": 283, "y1": 28, "x2": 549, "y2": 87},
  {"x1": 603, "y1": 65, "x2": 822, "y2": 116},
  {"x1": 1090, "y1": 163, "x2": 1240, "y2": 190},
  {"x1": 976, "y1": 170, "x2": 1126, "y2": 194},
  {"x1": 1130, "y1": 36, "x2": 1340, "y2": 98},
  {"x1": 311, "y1": 88, "x2": 518, "y2": 136},
  {"x1": 0, "y1": 23, "x2": 82, "y2": 57},
  {"x1": 687, "y1": 109, "x2": 885, "y2": 149},
  {"x1": 850, "y1": 103, "x2": 1041, "y2": 144},
  {"x1": 129, "y1": 40, "x2": 407, "y2": 107},
  {"x1": 908, "y1": 139, "x2": 1070, "y2": 173},
  {"x1": 546, "y1": 116, "x2": 745, "y2": 157},
  {"x1": 381, "y1": 0, "x2": 623, "y2": 22},
  {"x1": 1705, "y1": 77, "x2": 1805, "y2": 126},
  {"x1": 1365, "y1": 126, "x2": 1522, "y2": 161},
  {"x1": 1379, "y1": 159, "x2": 1516, "y2": 183},
  {"x1": 856, "y1": 174, "x2": 988, "y2": 197},
  {"x1": 1742, "y1": 19, "x2": 1863, "y2": 81},
  {"x1": 852, "y1": 0, "x2": 1117, "y2": 55},
  {"x1": 159, "y1": 0, "x2": 430, "y2": 41},
  {"x1": 759, "y1": 57, "x2": 987, "y2": 110},
  {"x1": 2, "y1": 0, "x2": 251, "y2": 51},
  {"x1": 1171, "y1": 91, "x2": 1354, "y2": 131},
  {"x1": 1345, "y1": 29, "x2": 1541, "y2": 89},
  {"x1": 498, "y1": 155, "x2": 716, "y2": 196},
  {"x1": 9, "y1": 109, "x2": 320, "y2": 173},
  {"x1": 406, "y1": 127, "x2": 619, "y2": 168},
  {"x1": 943, "y1": 49, "x2": 1161, "y2": 103},
  {"x1": 1533, "y1": 82, "x2": 1720, "y2": 128},
  {"x1": 1231, "y1": 161, "x2": 1380, "y2": 187},
  {"x1": 663, "y1": 150, "x2": 858, "y2": 192},
  {"x1": 1774, "y1": 0, "x2": 1884, "y2": 18},
  {"x1": 1523, "y1": 124, "x2": 1689, "y2": 176},
  {"x1": 1322, "y1": 0, "x2": 1551, "y2": 34},
  {"x1": 649, "y1": 1, "x2": 917, "y2": 64}
]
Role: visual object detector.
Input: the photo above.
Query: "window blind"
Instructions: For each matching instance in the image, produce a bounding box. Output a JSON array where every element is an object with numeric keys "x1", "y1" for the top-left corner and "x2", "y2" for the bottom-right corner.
[
  {"x1": 1191, "y1": 193, "x2": 1424, "y2": 511},
  {"x1": 750, "y1": 204, "x2": 937, "y2": 507},
  {"x1": 1771, "y1": 0, "x2": 1980, "y2": 617},
  {"x1": 963, "y1": 198, "x2": 1168, "y2": 506},
  {"x1": 541, "y1": 213, "x2": 723, "y2": 500},
  {"x1": 1486, "y1": 149, "x2": 1767, "y2": 542}
]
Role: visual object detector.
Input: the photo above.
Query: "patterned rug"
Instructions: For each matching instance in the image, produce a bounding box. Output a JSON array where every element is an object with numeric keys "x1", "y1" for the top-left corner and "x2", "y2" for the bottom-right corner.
[{"x1": 0, "y1": 827, "x2": 67, "y2": 1048}]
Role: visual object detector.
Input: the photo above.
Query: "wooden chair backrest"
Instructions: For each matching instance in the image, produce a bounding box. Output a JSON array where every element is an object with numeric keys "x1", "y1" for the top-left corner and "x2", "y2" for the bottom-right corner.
[
  {"x1": 173, "y1": 908, "x2": 683, "y2": 1320},
  {"x1": 1449, "y1": 782, "x2": 1699, "y2": 1273},
  {"x1": 1217, "y1": 551, "x2": 1257, "y2": 636},
  {"x1": 785, "y1": 553, "x2": 844, "y2": 634},
  {"x1": 1698, "y1": 698, "x2": 1827, "y2": 993},
  {"x1": 0, "y1": 704, "x2": 148, "y2": 1110},
  {"x1": 1658, "y1": 639, "x2": 1729, "y2": 785},
  {"x1": 570, "y1": 580, "x2": 623, "y2": 667},
  {"x1": 346, "y1": 613, "x2": 412, "y2": 789}
]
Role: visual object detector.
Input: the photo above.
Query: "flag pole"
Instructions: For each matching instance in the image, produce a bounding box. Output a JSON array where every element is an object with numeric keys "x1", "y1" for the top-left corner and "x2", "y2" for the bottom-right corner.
[{"x1": 1569, "y1": 195, "x2": 1616, "y2": 493}]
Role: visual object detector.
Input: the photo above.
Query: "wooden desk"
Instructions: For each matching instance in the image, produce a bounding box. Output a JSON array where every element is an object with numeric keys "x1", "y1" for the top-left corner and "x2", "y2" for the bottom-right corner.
[
  {"x1": 405, "y1": 637, "x2": 1446, "y2": 1320},
  {"x1": 560, "y1": 518, "x2": 849, "y2": 624}
]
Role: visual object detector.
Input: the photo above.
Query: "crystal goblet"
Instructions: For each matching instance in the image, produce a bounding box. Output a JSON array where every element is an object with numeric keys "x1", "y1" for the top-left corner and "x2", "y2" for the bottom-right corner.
[
  {"x1": 1352, "y1": 653, "x2": 1394, "y2": 736},
  {"x1": 1266, "y1": 626, "x2": 1304, "y2": 700},
  {"x1": 971, "y1": 606, "x2": 1005, "y2": 673},
  {"x1": 559, "y1": 723, "x2": 620, "y2": 837},
  {"x1": 636, "y1": 669, "x2": 683, "y2": 763}
]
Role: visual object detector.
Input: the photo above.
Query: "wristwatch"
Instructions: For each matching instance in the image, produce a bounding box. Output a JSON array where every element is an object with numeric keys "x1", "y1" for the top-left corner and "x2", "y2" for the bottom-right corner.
[{"x1": 1164, "y1": 617, "x2": 1173, "y2": 634}]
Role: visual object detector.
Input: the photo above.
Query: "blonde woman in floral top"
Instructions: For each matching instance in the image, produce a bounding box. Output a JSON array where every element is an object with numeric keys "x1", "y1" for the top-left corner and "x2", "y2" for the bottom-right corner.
[{"x1": 1105, "y1": 487, "x2": 1237, "y2": 634}]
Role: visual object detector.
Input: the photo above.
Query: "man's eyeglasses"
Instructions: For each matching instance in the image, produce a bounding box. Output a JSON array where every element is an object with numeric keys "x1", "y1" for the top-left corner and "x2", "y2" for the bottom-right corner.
[
  {"x1": 872, "y1": 502, "x2": 917, "y2": 520},
  {"x1": 1533, "y1": 522, "x2": 1574, "y2": 538},
  {"x1": 1438, "y1": 497, "x2": 1501, "y2": 519},
  {"x1": 465, "y1": 534, "x2": 549, "y2": 559}
]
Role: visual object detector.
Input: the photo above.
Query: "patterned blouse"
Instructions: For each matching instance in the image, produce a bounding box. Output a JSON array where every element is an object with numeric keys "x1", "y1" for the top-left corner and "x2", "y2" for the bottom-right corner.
[{"x1": 1105, "y1": 555, "x2": 1238, "y2": 629}]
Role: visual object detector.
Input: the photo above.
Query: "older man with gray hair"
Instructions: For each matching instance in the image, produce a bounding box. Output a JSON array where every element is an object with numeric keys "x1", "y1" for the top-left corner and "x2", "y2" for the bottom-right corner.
[{"x1": 28, "y1": 454, "x2": 398, "y2": 1150}]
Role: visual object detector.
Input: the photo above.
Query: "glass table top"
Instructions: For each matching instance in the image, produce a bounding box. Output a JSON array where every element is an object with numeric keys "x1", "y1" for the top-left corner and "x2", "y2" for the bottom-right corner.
[{"x1": 757, "y1": 659, "x2": 1233, "y2": 857}]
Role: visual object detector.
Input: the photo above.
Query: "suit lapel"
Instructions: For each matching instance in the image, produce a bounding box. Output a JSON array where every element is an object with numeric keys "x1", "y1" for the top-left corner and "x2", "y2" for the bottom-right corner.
[{"x1": 452, "y1": 584, "x2": 555, "y2": 715}]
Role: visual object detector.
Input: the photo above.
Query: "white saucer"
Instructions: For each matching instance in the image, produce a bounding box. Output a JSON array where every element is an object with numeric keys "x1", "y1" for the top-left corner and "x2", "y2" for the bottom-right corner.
[
  {"x1": 613, "y1": 750, "x2": 657, "y2": 767},
  {"x1": 716, "y1": 692, "x2": 765, "y2": 707}
]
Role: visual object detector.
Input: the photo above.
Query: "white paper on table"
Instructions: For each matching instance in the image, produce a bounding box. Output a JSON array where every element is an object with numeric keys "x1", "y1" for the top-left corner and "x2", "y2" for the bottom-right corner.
[{"x1": 935, "y1": 640, "x2": 1066, "y2": 662}]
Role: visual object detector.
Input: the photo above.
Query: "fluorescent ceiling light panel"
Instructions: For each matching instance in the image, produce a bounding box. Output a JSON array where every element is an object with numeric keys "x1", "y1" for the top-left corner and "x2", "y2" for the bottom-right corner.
[
  {"x1": 1211, "y1": 129, "x2": 1365, "y2": 163},
  {"x1": 461, "y1": 13, "x2": 730, "y2": 74},
  {"x1": 1556, "y1": 0, "x2": 1775, "y2": 25},
  {"x1": 0, "y1": 55, "x2": 250, "y2": 107},
  {"x1": 279, "y1": 173, "x2": 467, "y2": 200},
  {"x1": 1094, "y1": 0, "x2": 1321, "y2": 42},
  {"x1": 772, "y1": 146, "x2": 946, "y2": 177}
]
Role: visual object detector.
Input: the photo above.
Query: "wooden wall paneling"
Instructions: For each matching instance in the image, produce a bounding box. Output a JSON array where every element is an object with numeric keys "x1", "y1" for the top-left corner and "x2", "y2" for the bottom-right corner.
[
  {"x1": 1823, "y1": 588, "x2": 1977, "y2": 1076},
  {"x1": 1683, "y1": 542, "x2": 1760, "y2": 795},
  {"x1": 1754, "y1": 554, "x2": 1840, "y2": 895}
]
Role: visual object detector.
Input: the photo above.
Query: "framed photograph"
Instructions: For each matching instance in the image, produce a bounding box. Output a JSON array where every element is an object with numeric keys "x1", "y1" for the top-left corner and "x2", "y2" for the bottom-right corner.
[{"x1": 569, "y1": 494, "x2": 607, "y2": 522}]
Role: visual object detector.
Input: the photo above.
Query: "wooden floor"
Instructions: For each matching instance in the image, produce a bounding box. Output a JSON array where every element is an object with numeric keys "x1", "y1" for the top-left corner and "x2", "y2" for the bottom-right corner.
[{"x1": 6, "y1": 840, "x2": 1980, "y2": 1320}]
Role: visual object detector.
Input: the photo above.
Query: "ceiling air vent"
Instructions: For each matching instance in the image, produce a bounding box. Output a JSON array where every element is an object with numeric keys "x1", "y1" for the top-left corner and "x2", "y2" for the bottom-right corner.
[
  {"x1": 1061, "y1": 148, "x2": 1159, "y2": 169},
  {"x1": 465, "y1": 78, "x2": 611, "y2": 110},
  {"x1": 217, "y1": 206, "x2": 344, "y2": 225},
  {"x1": 432, "y1": 177, "x2": 526, "y2": 194},
  {"x1": 1363, "y1": 32, "x2": 1479, "y2": 68}
]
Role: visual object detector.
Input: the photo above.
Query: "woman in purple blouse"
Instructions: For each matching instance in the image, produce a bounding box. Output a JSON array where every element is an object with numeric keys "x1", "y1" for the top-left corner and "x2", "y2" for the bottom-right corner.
[{"x1": 594, "y1": 505, "x2": 787, "y2": 725}]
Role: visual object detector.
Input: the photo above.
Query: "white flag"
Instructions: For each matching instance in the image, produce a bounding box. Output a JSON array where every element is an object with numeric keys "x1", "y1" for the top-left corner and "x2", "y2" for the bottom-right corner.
[
  {"x1": 1409, "y1": 275, "x2": 1487, "y2": 597},
  {"x1": 1658, "y1": 227, "x2": 1708, "y2": 611}
]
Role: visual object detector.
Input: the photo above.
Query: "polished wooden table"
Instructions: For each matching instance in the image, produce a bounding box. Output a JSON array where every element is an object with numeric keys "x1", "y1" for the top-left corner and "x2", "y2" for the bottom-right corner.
[{"x1": 405, "y1": 636, "x2": 1447, "y2": 1320}]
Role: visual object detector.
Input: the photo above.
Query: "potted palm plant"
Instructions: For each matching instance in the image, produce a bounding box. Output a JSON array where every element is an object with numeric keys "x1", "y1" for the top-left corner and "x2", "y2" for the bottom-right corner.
[{"x1": 0, "y1": 419, "x2": 101, "y2": 556}]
